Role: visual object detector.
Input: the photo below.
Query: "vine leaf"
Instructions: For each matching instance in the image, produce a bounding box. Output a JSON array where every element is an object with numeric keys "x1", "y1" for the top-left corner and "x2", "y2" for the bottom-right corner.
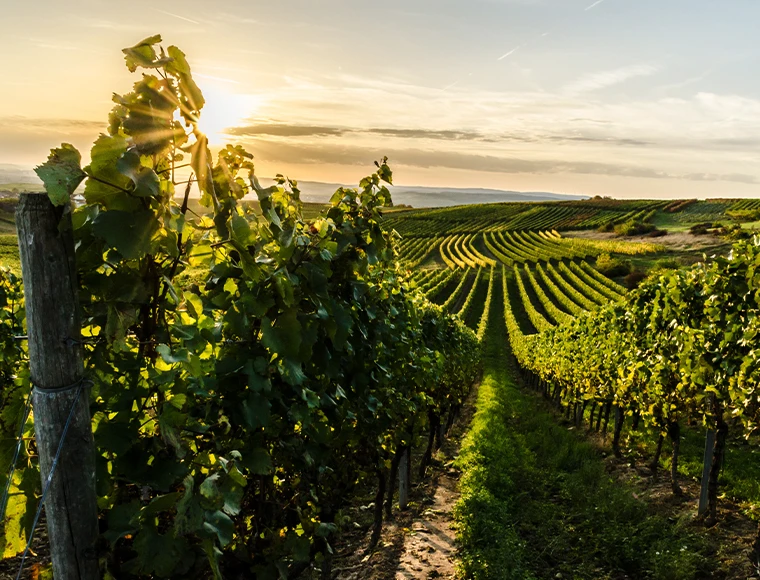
[
  {"x1": 116, "y1": 151, "x2": 160, "y2": 198},
  {"x1": 92, "y1": 210, "x2": 160, "y2": 259},
  {"x1": 34, "y1": 144, "x2": 86, "y2": 206},
  {"x1": 203, "y1": 510, "x2": 234, "y2": 547},
  {"x1": 166, "y1": 46, "x2": 205, "y2": 118},
  {"x1": 122, "y1": 34, "x2": 171, "y2": 72}
]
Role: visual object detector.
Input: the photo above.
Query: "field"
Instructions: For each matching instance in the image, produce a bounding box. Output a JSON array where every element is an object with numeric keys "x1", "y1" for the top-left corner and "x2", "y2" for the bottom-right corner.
[
  {"x1": 3, "y1": 37, "x2": 760, "y2": 580},
  {"x1": 382, "y1": 196, "x2": 760, "y2": 579}
]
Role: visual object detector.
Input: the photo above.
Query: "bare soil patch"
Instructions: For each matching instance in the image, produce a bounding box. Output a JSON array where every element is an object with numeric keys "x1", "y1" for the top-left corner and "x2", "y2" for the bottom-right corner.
[
  {"x1": 561, "y1": 418, "x2": 760, "y2": 580},
  {"x1": 330, "y1": 384, "x2": 479, "y2": 580}
]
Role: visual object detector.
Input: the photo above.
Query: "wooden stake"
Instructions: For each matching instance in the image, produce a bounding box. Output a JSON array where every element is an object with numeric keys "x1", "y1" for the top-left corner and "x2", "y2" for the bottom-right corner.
[
  {"x1": 698, "y1": 430, "x2": 716, "y2": 516},
  {"x1": 399, "y1": 448, "x2": 409, "y2": 510},
  {"x1": 16, "y1": 194, "x2": 99, "y2": 580}
]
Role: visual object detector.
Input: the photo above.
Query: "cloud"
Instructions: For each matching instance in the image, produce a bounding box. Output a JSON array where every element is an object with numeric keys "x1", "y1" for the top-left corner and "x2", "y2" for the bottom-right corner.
[
  {"x1": 226, "y1": 123, "x2": 486, "y2": 141},
  {"x1": 153, "y1": 9, "x2": 200, "y2": 24},
  {"x1": 0, "y1": 116, "x2": 104, "y2": 132},
  {"x1": 585, "y1": 0, "x2": 607, "y2": 10},
  {"x1": 226, "y1": 124, "x2": 346, "y2": 138},
  {"x1": 243, "y1": 139, "x2": 758, "y2": 184},
  {"x1": 366, "y1": 128, "x2": 485, "y2": 141},
  {"x1": 563, "y1": 64, "x2": 661, "y2": 95},
  {"x1": 193, "y1": 72, "x2": 241, "y2": 85},
  {"x1": 497, "y1": 46, "x2": 522, "y2": 61},
  {"x1": 226, "y1": 120, "x2": 760, "y2": 152}
]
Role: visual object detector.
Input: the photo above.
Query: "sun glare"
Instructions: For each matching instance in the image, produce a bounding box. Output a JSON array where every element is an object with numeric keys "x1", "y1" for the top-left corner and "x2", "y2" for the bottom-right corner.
[{"x1": 195, "y1": 83, "x2": 260, "y2": 146}]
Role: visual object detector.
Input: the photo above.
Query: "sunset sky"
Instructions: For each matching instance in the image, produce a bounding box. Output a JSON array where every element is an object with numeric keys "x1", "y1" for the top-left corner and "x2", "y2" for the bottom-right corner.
[{"x1": 3, "y1": 0, "x2": 760, "y2": 198}]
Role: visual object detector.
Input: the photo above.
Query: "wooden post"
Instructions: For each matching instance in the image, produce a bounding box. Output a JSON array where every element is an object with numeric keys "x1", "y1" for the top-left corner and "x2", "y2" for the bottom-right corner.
[
  {"x1": 16, "y1": 194, "x2": 99, "y2": 580},
  {"x1": 698, "y1": 430, "x2": 716, "y2": 517},
  {"x1": 399, "y1": 449, "x2": 409, "y2": 510}
]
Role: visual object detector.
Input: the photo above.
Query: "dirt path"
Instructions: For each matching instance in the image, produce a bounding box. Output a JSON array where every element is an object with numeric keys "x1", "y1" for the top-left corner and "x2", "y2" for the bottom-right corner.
[
  {"x1": 332, "y1": 385, "x2": 479, "y2": 580},
  {"x1": 394, "y1": 466, "x2": 459, "y2": 579}
]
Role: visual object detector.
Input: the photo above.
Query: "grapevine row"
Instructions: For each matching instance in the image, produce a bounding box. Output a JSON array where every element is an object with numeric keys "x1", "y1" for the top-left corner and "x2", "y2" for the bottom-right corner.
[
  {"x1": 503, "y1": 236, "x2": 760, "y2": 526},
  {"x1": 512, "y1": 263, "x2": 554, "y2": 333}
]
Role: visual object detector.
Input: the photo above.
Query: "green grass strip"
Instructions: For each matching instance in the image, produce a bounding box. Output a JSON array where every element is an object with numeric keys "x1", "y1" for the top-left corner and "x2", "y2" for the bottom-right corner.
[{"x1": 454, "y1": 291, "x2": 713, "y2": 580}]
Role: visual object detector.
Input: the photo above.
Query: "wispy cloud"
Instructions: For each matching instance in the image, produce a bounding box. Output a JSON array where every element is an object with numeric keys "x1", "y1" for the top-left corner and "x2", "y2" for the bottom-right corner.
[
  {"x1": 563, "y1": 64, "x2": 661, "y2": 95},
  {"x1": 585, "y1": 0, "x2": 607, "y2": 10},
  {"x1": 154, "y1": 9, "x2": 200, "y2": 25},
  {"x1": 497, "y1": 46, "x2": 522, "y2": 61},
  {"x1": 226, "y1": 123, "x2": 486, "y2": 141},
  {"x1": 244, "y1": 139, "x2": 759, "y2": 185},
  {"x1": 227, "y1": 123, "x2": 345, "y2": 138}
]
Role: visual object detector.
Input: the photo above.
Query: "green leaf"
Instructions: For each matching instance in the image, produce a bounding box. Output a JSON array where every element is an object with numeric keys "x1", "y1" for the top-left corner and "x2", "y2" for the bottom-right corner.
[
  {"x1": 34, "y1": 144, "x2": 86, "y2": 206},
  {"x1": 242, "y1": 392, "x2": 271, "y2": 429},
  {"x1": 188, "y1": 134, "x2": 215, "y2": 199},
  {"x1": 166, "y1": 45, "x2": 206, "y2": 117},
  {"x1": 92, "y1": 209, "x2": 160, "y2": 259},
  {"x1": 243, "y1": 448, "x2": 272, "y2": 475},
  {"x1": 142, "y1": 493, "x2": 180, "y2": 517},
  {"x1": 116, "y1": 150, "x2": 160, "y2": 198},
  {"x1": 261, "y1": 309, "x2": 302, "y2": 359},
  {"x1": 203, "y1": 510, "x2": 234, "y2": 547},
  {"x1": 84, "y1": 134, "x2": 138, "y2": 211},
  {"x1": 128, "y1": 524, "x2": 193, "y2": 577},
  {"x1": 199, "y1": 473, "x2": 223, "y2": 508},
  {"x1": 122, "y1": 35, "x2": 171, "y2": 73},
  {"x1": 103, "y1": 500, "x2": 140, "y2": 546}
]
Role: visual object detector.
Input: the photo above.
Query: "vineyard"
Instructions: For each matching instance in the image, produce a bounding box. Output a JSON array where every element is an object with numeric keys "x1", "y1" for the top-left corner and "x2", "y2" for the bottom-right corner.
[{"x1": 2, "y1": 35, "x2": 760, "y2": 580}]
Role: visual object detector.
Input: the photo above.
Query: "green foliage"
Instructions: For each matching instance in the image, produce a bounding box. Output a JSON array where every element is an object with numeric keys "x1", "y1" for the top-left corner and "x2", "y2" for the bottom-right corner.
[
  {"x1": 613, "y1": 220, "x2": 657, "y2": 236},
  {"x1": 726, "y1": 208, "x2": 760, "y2": 222},
  {"x1": 506, "y1": 235, "x2": 760, "y2": 441},
  {"x1": 0, "y1": 267, "x2": 30, "y2": 558},
  {"x1": 456, "y1": 294, "x2": 711, "y2": 580},
  {"x1": 2, "y1": 36, "x2": 481, "y2": 577},
  {"x1": 595, "y1": 252, "x2": 631, "y2": 278},
  {"x1": 34, "y1": 143, "x2": 86, "y2": 206},
  {"x1": 0, "y1": 235, "x2": 19, "y2": 271}
]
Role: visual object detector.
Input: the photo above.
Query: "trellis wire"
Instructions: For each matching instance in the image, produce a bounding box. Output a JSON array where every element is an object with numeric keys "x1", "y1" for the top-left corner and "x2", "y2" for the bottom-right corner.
[{"x1": 13, "y1": 380, "x2": 86, "y2": 580}]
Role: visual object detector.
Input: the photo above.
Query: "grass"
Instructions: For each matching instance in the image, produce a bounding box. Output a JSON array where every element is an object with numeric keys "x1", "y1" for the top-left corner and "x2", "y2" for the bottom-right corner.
[
  {"x1": 0, "y1": 235, "x2": 19, "y2": 271},
  {"x1": 454, "y1": 285, "x2": 714, "y2": 579},
  {"x1": 625, "y1": 422, "x2": 760, "y2": 520},
  {"x1": 0, "y1": 183, "x2": 44, "y2": 193}
]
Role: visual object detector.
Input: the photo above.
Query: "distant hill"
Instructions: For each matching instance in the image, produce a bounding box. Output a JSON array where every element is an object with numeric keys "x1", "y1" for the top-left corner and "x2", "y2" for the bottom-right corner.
[
  {"x1": 0, "y1": 163, "x2": 588, "y2": 208},
  {"x1": 289, "y1": 180, "x2": 588, "y2": 208},
  {"x1": 0, "y1": 164, "x2": 40, "y2": 188}
]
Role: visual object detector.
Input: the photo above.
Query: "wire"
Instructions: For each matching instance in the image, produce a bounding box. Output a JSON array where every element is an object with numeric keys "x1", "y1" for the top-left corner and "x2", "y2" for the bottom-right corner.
[{"x1": 14, "y1": 381, "x2": 85, "y2": 580}]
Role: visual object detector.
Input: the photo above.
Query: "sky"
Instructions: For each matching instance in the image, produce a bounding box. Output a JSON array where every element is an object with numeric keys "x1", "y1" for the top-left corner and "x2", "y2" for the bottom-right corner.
[{"x1": 3, "y1": 0, "x2": 760, "y2": 198}]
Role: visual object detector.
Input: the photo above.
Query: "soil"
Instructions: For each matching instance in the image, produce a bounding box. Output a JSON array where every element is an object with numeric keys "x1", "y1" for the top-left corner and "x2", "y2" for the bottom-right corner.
[
  {"x1": 328, "y1": 384, "x2": 479, "y2": 580},
  {"x1": 559, "y1": 415, "x2": 760, "y2": 580},
  {"x1": 602, "y1": 451, "x2": 759, "y2": 579}
]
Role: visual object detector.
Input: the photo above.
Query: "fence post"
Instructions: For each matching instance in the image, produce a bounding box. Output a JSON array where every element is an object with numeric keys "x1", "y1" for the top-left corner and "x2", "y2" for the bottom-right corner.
[
  {"x1": 698, "y1": 430, "x2": 716, "y2": 517},
  {"x1": 398, "y1": 448, "x2": 409, "y2": 510},
  {"x1": 16, "y1": 193, "x2": 99, "y2": 580}
]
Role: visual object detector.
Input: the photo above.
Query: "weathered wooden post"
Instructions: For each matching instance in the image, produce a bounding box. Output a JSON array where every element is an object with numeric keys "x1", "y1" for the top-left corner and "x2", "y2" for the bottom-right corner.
[
  {"x1": 398, "y1": 448, "x2": 410, "y2": 510},
  {"x1": 16, "y1": 193, "x2": 99, "y2": 580},
  {"x1": 698, "y1": 430, "x2": 716, "y2": 517}
]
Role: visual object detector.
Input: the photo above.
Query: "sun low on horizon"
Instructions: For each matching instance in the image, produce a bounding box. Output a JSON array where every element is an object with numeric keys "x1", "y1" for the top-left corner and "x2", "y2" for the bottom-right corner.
[
  {"x1": 2, "y1": 0, "x2": 760, "y2": 199},
  {"x1": 193, "y1": 82, "x2": 264, "y2": 147}
]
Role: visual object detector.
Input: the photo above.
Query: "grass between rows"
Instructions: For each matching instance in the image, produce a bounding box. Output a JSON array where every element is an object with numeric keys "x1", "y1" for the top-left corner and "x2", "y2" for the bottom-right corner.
[
  {"x1": 0, "y1": 234, "x2": 19, "y2": 271},
  {"x1": 453, "y1": 291, "x2": 714, "y2": 580}
]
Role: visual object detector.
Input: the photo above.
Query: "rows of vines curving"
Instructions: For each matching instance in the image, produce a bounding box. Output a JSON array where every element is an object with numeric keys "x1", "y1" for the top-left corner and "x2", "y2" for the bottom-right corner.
[{"x1": 504, "y1": 238, "x2": 760, "y2": 527}]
